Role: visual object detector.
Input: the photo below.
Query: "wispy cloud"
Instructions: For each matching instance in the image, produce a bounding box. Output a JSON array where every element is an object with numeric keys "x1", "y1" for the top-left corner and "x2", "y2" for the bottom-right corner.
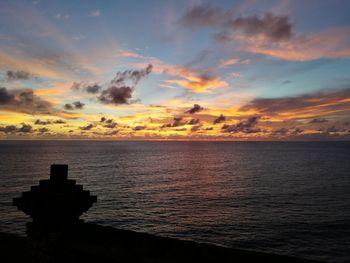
[
  {"x1": 239, "y1": 88, "x2": 350, "y2": 119},
  {"x1": 90, "y1": 9, "x2": 101, "y2": 17}
]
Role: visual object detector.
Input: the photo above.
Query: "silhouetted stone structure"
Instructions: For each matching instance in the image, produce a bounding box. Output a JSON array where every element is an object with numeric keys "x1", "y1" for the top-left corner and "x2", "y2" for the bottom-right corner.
[{"x1": 13, "y1": 164, "x2": 97, "y2": 231}]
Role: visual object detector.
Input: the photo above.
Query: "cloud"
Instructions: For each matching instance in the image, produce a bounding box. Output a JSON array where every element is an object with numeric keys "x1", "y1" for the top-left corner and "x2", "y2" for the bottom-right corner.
[
  {"x1": 0, "y1": 87, "x2": 53, "y2": 114},
  {"x1": 99, "y1": 117, "x2": 117, "y2": 128},
  {"x1": 80, "y1": 124, "x2": 94, "y2": 131},
  {"x1": 291, "y1": 128, "x2": 304, "y2": 135},
  {"x1": 272, "y1": 127, "x2": 289, "y2": 135},
  {"x1": 104, "y1": 120, "x2": 117, "y2": 128},
  {"x1": 6, "y1": 70, "x2": 33, "y2": 81},
  {"x1": 221, "y1": 116, "x2": 261, "y2": 133},
  {"x1": 181, "y1": 4, "x2": 292, "y2": 42},
  {"x1": 162, "y1": 117, "x2": 186, "y2": 128},
  {"x1": 319, "y1": 126, "x2": 347, "y2": 133},
  {"x1": 72, "y1": 82, "x2": 102, "y2": 94},
  {"x1": 72, "y1": 101, "x2": 84, "y2": 109},
  {"x1": 239, "y1": 88, "x2": 350, "y2": 119},
  {"x1": 71, "y1": 64, "x2": 152, "y2": 105},
  {"x1": 213, "y1": 114, "x2": 226, "y2": 124},
  {"x1": 38, "y1": 127, "x2": 49, "y2": 134},
  {"x1": 55, "y1": 14, "x2": 70, "y2": 20},
  {"x1": 155, "y1": 62, "x2": 227, "y2": 92},
  {"x1": 104, "y1": 122, "x2": 117, "y2": 129},
  {"x1": 187, "y1": 118, "x2": 200, "y2": 125},
  {"x1": 309, "y1": 118, "x2": 328, "y2": 123},
  {"x1": 165, "y1": 73, "x2": 227, "y2": 93},
  {"x1": 230, "y1": 13, "x2": 292, "y2": 42},
  {"x1": 180, "y1": 4, "x2": 350, "y2": 61},
  {"x1": 0, "y1": 125, "x2": 17, "y2": 133},
  {"x1": 35, "y1": 119, "x2": 66, "y2": 125},
  {"x1": 90, "y1": 9, "x2": 101, "y2": 17},
  {"x1": 98, "y1": 86, "x2": 133, "y2": 105},
  {"x1": 111, "y1": 64, "x2": 153, "y2": 86},
  {"x1": 64, "y1": 101, "x2": 85, "y2": 110},
  {"x1": 181, "y1": 4, "x2": 229, "y2": 27},
  {"x1": 185, "y1": 104, "x2": 204, "y2": 114},
  {"x1": 17, "y1": 124, "x2": 33, "y2": 133},
  {"x1": 133, "y1": 125, "x2": 146, "y2": 131},
  {"x1": 241, "y1": 26, "x2": 350, "y2": 61},
  {"x1": 191, "y1": 125, "x2": 201, "y2": 132},
  {"x1": 0, "y1": 123, "x2": 33, "y2": 134}
]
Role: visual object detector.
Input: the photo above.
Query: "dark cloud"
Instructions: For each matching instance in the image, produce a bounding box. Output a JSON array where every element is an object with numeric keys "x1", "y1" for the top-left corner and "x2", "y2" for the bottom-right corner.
[
  {"x1": 35, "y1": 119, "x2": 51, "y2": 125},
  {"x1": 175, "y1": 128, "x2": 187, "y2": 131},
  {"x1": 80, "y1": 124, "x2": 94, "y2": 131},
  {"x1": 309, "y1": 118, "x2": 328, "y2": 123},
  {"x1": 272, "y1": 127, "x2": 289, "y2": 135},
  {"x1": 100, "y1": 117, "x2": 116, "y2": 128},
  {"x1": 64, "y1": 103, "x2": 73, "y2": 110},
  {"x1": 231, "y1": 13, "x2": 292, "y2": 41},
  {"x1": 324, "y1": 126, "x2": 346, "y2": 133},
  {"x1": 0, "y1": 87, "x2": 14, "y2": 103},
  {"x1": 162, "y1": 117, "x2": 186, "y2": 128},
  {"x1": 133, "y1": 125, "x2": 146, "y2": 131},
  {"x1": 53, "y1": 119, "x2": 66, "y2": 124},
  {"x1": 221, "y1": 116, "x2": 261, "y2": 133},
  {"x1": 213, "y1": 114, "x2": 225, "y2": 124},
  {"x1": 180, "y1": 4, "x2": 293, "y2": 42},
  {"x1": 72, "y1": 101, "x2": 84, "y2": 109},
  {"x1": 85, "y1": 84, "x2": 102, "y2": 94},
  {"x1": 0, "y1": 124, "x2": 33, "y2": 134},
  {"x1": 71, "y1": 82, "x2": 81, "y2": 90},
  {"x1": 64, "y1": 101, "x2": 85, "y2": 110},
  {"x1": 72, "y1": 65, "x2": 152, "y2": 106},
  {"x1": 98, "y1": 65, "x2": 152, "y2": 105},
  {"x1": 111, "y1": 64, "x2": 153, "y2": 86},
  {"x1": 0, "y1": 87, "x2": 53, "y2": 114},
  {"x1": 188, "y1": 118, "x2": 200, "y2": 125},
  {"x1": 38, "y1": 127, "x2": 49, "y2": 134},
  {"x1": 105, "y1": 130, "x2": 118, "y2": 136},
  {"x1": 72, "y1": 82, "x2": 102, "y2": 94},
  {"x1": 181, "y1": 4, "x2": 228, "y2": 27},
  {"x1": 104, "y1": 122, "x2": 117, "y2": 129},
  {"x1": 239, "y1": 88, "x2": 350, "y2": 118},
  {"x1": 98, "y1": 86, "x2": 133, "y2": 105},
  {"x1": 185, "y1": 104, "x2": 204, "y2": 114},
  {"x1": 0, "y1": 125, "x2": 17, "y2": 133},
  {"x1": 191, "y1": 125, "x2": 201, "y2": 132},
  {"x1": 35, "y1": 119, "x2": 66, "y2": 125},
  {"x1": 6, "y1": 70, "x2": 33, "y2": 81},
  {"x1": 18, "y1": 124, "x2": 33, "y2": 133},
  {"x1": 291, "y1": 128, "x2": 304, "y2": 135}
]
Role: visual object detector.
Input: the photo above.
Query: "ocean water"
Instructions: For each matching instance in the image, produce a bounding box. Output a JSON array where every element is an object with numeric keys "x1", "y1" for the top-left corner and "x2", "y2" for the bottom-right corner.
[{"x1": 0, "y1": 141, "x2": 349, "y2": 262}]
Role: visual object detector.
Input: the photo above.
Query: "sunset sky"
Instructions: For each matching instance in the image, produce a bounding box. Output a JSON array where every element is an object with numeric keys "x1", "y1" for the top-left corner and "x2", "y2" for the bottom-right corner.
[{"x1": 1, "y1": 0, "x2": 350, "y2": 140}]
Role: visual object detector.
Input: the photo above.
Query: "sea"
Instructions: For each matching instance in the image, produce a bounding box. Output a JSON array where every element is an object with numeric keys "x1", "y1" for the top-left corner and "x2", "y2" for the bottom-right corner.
[{"x1": 0, "y1": 140, "x2": 349, "y2": 262}]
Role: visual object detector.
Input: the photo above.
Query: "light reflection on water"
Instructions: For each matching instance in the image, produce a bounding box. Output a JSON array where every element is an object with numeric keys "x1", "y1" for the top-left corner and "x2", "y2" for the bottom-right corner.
[{"x1": 0, "y1": 141, "x2": 350, "y2": 263}]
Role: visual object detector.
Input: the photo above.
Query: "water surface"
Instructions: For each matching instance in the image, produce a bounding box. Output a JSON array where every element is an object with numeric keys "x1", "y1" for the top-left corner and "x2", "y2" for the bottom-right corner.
[{"x1": 0, "y1": 141, "x2": 349, "y2": 262}]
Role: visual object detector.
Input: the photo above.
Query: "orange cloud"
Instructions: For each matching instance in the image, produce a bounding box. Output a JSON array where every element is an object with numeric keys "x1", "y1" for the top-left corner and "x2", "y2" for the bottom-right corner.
[{"x1": 240, "y1": 27, "x2": 350, "y2": 61}]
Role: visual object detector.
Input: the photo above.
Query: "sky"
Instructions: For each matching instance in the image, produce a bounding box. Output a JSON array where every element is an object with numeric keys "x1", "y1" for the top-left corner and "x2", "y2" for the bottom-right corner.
[{"x1": 1, "y1": 0, "x2": 350, "y2": 140}]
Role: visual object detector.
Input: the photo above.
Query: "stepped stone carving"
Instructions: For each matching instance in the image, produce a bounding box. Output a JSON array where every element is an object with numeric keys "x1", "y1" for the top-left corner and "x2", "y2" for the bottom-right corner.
[{"x1": 13, "y1": 164, "x2": 97, "y2": 230}]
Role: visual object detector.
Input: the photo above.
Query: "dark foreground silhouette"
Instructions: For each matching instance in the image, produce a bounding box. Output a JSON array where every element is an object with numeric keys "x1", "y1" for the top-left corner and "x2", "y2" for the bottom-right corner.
[{"x1": 1, "y1": 164, "x2": 321, "y2": 262}]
